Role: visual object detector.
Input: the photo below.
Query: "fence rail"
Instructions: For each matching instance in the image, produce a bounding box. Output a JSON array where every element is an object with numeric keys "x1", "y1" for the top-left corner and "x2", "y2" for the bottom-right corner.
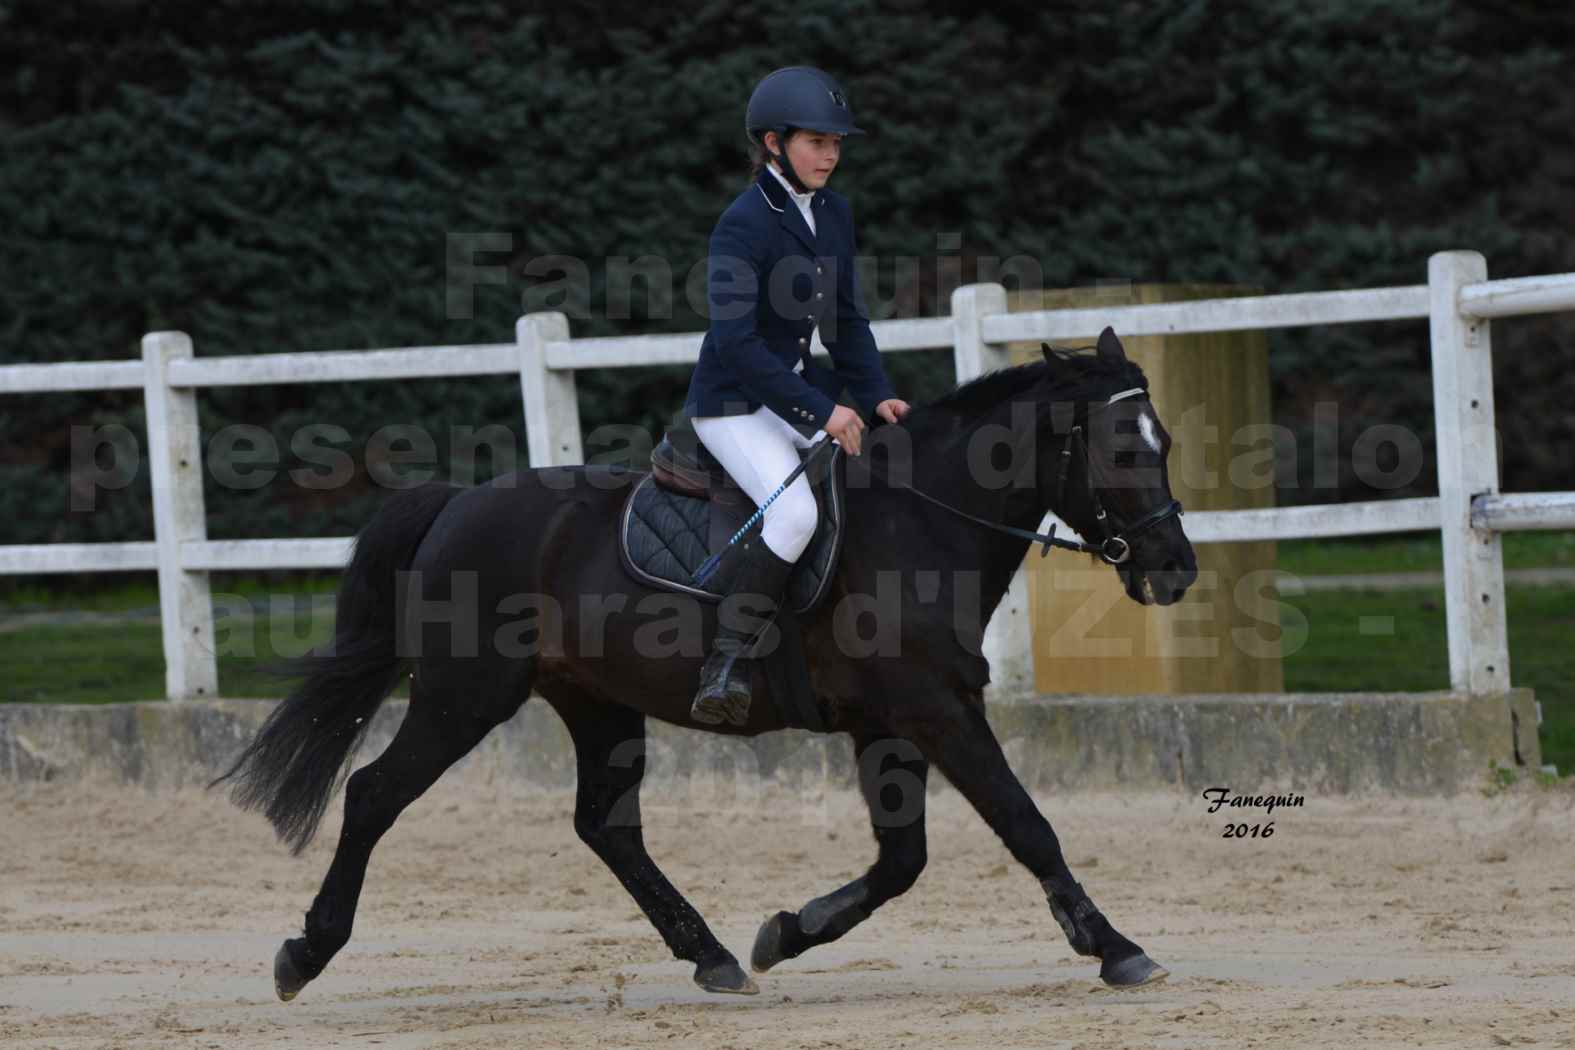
[
  {"x1": 1472, "y1": 492, "x2": 1575, "y2": 533},
  {"x1": 0, "y1": 360, "x2": 145, "y2": 393},
  {"x1": 163, "y1": 343, "x2": 518, "y2": 388},
  {"x1": 2, "y1": 252, "x2": 1573, "y2": 699},
  {"x1": 983, "y1": 284, "x2": 1432, "y2": 344},
  {"x1": 1459, "y1": 274, "x2": 1575, "y2": 320},
  {"x1": 0, "y1": 542, "x2": 158, "y2": 574}
]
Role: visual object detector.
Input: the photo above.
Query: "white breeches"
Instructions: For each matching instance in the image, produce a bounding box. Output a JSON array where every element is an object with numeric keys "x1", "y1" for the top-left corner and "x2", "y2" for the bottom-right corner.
[{"x1": 692, "y1": 406, "x2": 828, "y2": 562}]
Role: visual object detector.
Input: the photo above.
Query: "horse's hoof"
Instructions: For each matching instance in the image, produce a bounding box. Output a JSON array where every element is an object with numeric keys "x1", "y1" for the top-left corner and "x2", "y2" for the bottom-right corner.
[
  {"x1": 695, "y1": 956, "x2": 759, "y2": 995},
  {"x1": 1100, "y1": 951, "x2": 1169, "y2": 988},
  {"x1": 751, "y1": 911, "x2": 793, "y2": 973},
  {"x1": 274, "y1": 939, "x2": 311, "y2": 1002}
]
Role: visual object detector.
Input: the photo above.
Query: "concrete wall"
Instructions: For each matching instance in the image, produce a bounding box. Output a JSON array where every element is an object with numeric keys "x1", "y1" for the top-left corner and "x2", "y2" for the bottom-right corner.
[{"x1": 0, "y1": 690, "x2": 1538, "y2": 797}]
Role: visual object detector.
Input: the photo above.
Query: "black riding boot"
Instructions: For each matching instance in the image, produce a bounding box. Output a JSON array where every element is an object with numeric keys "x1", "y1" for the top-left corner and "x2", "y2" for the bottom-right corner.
[{"x1": 690, "y1": 537, "x2": 795, "y2": 726}]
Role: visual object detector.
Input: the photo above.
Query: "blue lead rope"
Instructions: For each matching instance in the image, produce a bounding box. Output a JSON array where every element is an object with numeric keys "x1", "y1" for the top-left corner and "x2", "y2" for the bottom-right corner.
[{"x1": 691, "y1": 436, "x2": 839, "y2": 587}]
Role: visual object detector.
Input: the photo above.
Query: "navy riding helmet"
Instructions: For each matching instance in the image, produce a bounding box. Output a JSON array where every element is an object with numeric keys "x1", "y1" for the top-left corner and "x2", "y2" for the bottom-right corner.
[{"x1": 745, "y1": 66, "x2": 865, "y2": 190}]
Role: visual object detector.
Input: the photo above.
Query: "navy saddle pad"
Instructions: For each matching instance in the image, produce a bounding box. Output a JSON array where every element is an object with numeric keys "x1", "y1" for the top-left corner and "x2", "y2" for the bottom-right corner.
[{"x1": 618, "y1": 443, "x2": 846, "y2": 614}]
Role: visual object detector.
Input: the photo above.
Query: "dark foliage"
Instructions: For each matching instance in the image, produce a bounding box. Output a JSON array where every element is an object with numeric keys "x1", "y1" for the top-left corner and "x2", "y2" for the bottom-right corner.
[{"x1": 3, "y1": 0, "x2": 1572, "y2": 556}]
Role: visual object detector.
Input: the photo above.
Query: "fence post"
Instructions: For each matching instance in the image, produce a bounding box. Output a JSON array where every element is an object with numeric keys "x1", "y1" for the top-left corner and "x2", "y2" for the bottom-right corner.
[
  {"x1": 952, "y1": 282, "x2": 1034, "y2": 698},
  {"x1": 142, "y1": 331, "x2": 217, "y2": 700},
  {"x1": 1428, "y1": 251, "x2": 1510, "y2": 693},
  {"x1": 517, "y1": 312, "x2": 584, "y2": 467}
]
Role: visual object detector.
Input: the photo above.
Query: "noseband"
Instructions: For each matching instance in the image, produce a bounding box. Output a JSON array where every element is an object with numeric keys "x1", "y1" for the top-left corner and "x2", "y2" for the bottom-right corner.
[{"x1": 881, "y1": 386, "x2": 1184, "y2": 565}]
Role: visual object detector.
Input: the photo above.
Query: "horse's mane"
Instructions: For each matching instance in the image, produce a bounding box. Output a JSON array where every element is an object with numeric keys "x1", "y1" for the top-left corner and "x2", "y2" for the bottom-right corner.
[{"x1": 899, "y1": 346, "x2": 1149, "y2": 443}]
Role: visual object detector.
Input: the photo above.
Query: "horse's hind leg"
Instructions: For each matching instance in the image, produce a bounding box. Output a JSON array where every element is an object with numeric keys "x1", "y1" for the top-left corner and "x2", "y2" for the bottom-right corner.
[
  {"x1": 895, "y1": 697, "x2": 1167, "y2": 989},
  {"x1": 751, "y1": 731, "x2": 930, "y2": 972},
  {"x1": 552, "y1": 695, "x2": 757, "y2": 995},
  {"x1": 273, "y1": 686, "x2": 522, "y2": 1001}
]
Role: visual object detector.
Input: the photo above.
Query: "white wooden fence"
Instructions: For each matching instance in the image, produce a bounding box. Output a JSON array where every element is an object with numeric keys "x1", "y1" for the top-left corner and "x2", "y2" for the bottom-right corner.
[{"x1": 3, "y1": 250, "x2": 1573, "y2": 700}]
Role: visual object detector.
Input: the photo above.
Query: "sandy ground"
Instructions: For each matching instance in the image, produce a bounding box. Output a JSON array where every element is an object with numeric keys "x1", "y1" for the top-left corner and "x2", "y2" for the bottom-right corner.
[{"x1": 2, "y1": 771, "x2": 1573, "y2": 1050}]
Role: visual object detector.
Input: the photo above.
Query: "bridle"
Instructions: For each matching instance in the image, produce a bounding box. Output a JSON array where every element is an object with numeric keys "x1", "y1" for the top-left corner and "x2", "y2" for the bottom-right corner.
[
  {"x1": 1049, "y1": 387, "x2": 1184, "y2": 564},
  {"x1": 874, "y1": 386, "x2": 1184, "y2": 566}
]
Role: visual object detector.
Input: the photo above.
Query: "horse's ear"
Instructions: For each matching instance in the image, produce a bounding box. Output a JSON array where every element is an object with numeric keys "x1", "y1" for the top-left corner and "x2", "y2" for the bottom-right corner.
[
  {"x1": 1040, "y1": 341, "x2": 1054, "y2": 364},
  {"x1": 1096, "y1": 326, "x2": 1126, "y2": 363}
]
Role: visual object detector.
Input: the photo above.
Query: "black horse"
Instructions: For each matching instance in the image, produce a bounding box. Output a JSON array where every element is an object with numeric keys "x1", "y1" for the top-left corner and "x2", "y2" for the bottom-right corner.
[{"x1": 216, "y1": 328, "x2": 1197, "y2": 1001}]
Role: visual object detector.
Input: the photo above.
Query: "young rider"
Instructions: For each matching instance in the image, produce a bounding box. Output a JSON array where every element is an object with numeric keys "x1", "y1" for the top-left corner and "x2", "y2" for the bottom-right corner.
[{"x1": 682, "y1": 66, "x2": 910, "y2": 726}]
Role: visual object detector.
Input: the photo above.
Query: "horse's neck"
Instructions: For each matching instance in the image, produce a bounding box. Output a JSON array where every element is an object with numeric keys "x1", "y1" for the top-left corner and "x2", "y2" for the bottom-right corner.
[{"x1": 845, "y1": 416, "x2": 1043, "y2": 628}]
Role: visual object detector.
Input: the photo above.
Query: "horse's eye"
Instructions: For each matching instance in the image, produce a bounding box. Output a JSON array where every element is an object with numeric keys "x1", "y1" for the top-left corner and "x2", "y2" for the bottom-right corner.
[{"x1": 1113, "y1": 451, "x2": 1137, "y2": 468}]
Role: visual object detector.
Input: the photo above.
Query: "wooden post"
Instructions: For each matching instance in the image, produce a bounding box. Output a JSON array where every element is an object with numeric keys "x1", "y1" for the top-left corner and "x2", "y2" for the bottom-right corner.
[
  {"x1": 952, "y1": 283, "x2": 1034, "y2": 698},
  {"x1": 1428, "y1": 251, "x2": 1510, "y2": 693},
  {"x1": 517, "y1": 311, "x2": 584, "y2": 467},
  {"x1": 1009, "y1": 284, "x2": 1282, "y2": 695},
  {"x1": 142, "y1": 331, "x2": 218, "y2": 700}
]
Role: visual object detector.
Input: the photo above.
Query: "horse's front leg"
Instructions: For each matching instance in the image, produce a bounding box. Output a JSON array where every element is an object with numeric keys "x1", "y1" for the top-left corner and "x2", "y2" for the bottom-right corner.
[
  {"x1": 751, "y1": 730, "x2": 930, "y2": 972},
  {"x1": 892, "y1": 695, "x2": 1167, "y2": 988}
]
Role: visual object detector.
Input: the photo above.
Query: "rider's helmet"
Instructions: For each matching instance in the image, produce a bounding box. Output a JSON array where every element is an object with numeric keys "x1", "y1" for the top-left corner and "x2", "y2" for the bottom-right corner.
[
  {"x1": 745, "y1": 66, "x2": 865, "y2": 143},
  {"x1": 745, "y1": 67, "x2": 863, "y2": 190}
]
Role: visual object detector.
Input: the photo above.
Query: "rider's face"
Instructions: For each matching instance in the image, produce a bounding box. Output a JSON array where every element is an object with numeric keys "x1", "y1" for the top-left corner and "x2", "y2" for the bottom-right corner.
[{"x1": 769, "y1": 130, "x2": 842, "y2": 190}]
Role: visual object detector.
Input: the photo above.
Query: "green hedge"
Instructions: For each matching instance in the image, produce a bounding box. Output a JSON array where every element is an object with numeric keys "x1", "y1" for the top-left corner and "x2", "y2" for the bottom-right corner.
[{"x1": 3, "y1": 0, "x2": 1572, "y2": 554}]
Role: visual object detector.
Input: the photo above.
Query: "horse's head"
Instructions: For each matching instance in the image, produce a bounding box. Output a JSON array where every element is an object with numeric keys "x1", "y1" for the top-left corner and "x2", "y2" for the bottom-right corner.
[{"x1": 1033, "y1": 328, "x2": 1197, "y2": 606}]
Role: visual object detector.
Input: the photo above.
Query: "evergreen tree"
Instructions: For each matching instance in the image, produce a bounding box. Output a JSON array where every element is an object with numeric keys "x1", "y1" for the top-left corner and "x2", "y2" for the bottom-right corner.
[{"x1": 2, "y1": 0, "x2": 1570, "y2": 552}]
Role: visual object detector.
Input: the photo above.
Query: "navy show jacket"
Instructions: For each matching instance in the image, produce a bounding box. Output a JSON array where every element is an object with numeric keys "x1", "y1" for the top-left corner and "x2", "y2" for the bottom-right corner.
[{"x1": 683, "y1": 167, "x2": 895, "y2": 429}]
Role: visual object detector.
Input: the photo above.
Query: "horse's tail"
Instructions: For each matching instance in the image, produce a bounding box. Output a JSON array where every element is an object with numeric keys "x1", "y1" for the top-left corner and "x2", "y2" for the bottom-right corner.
[{"x1": 211, "y1": 481, "x2": 464, "y2": 854}]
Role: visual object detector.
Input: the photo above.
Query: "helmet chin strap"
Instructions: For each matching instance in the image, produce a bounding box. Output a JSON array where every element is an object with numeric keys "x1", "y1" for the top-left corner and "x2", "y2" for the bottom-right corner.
[{"x1": 768, "y1": 134, "x2": 811, "y2": 193}]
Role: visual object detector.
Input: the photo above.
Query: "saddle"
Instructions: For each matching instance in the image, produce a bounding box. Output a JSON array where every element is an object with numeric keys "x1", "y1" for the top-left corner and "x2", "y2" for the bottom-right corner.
[
  {"x1": 616, "y1": 424, "x2": 847, "y2": 733},
  {"x1": 620, "y1": 428, "x2": 846, "y2": 615}
]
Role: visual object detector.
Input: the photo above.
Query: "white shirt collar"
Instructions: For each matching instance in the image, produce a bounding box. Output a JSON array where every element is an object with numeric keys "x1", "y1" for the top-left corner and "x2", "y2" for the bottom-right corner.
[{"x1": 766, "y1": 162, "x2": 816, "y2": 209}]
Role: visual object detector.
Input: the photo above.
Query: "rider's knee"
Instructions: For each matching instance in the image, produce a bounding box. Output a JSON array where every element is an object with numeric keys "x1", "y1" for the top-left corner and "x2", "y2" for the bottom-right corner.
[{"x1": 764, "y1": 490, "x2": 817, "y2": 561}]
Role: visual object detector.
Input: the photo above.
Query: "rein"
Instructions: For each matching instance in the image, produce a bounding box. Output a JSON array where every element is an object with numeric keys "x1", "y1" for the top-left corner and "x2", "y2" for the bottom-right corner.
[{"x1": 870, "y1": 387, "x2": 1183, "y2": 565}]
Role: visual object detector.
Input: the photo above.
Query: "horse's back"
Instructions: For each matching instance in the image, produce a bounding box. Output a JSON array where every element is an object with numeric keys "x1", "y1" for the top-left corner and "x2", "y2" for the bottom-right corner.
[{"x1": 403, "y1": 464, "x2": 649, "y2": 613}]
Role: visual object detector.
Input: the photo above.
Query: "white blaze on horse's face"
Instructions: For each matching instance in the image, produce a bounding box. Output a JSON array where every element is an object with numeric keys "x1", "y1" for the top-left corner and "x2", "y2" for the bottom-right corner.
[{"x1": 1136, "y1": 407, "x2": 1161, "y2": 454}]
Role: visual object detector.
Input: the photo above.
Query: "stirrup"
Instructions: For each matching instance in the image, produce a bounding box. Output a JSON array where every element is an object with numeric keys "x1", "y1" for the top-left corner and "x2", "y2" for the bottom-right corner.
[
  {"x1": 691, "y1": 651, "x2": 753, "y2": 726},
  {"x1": 691, "y1": 606, "x2": 779, "y2": 726}
]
